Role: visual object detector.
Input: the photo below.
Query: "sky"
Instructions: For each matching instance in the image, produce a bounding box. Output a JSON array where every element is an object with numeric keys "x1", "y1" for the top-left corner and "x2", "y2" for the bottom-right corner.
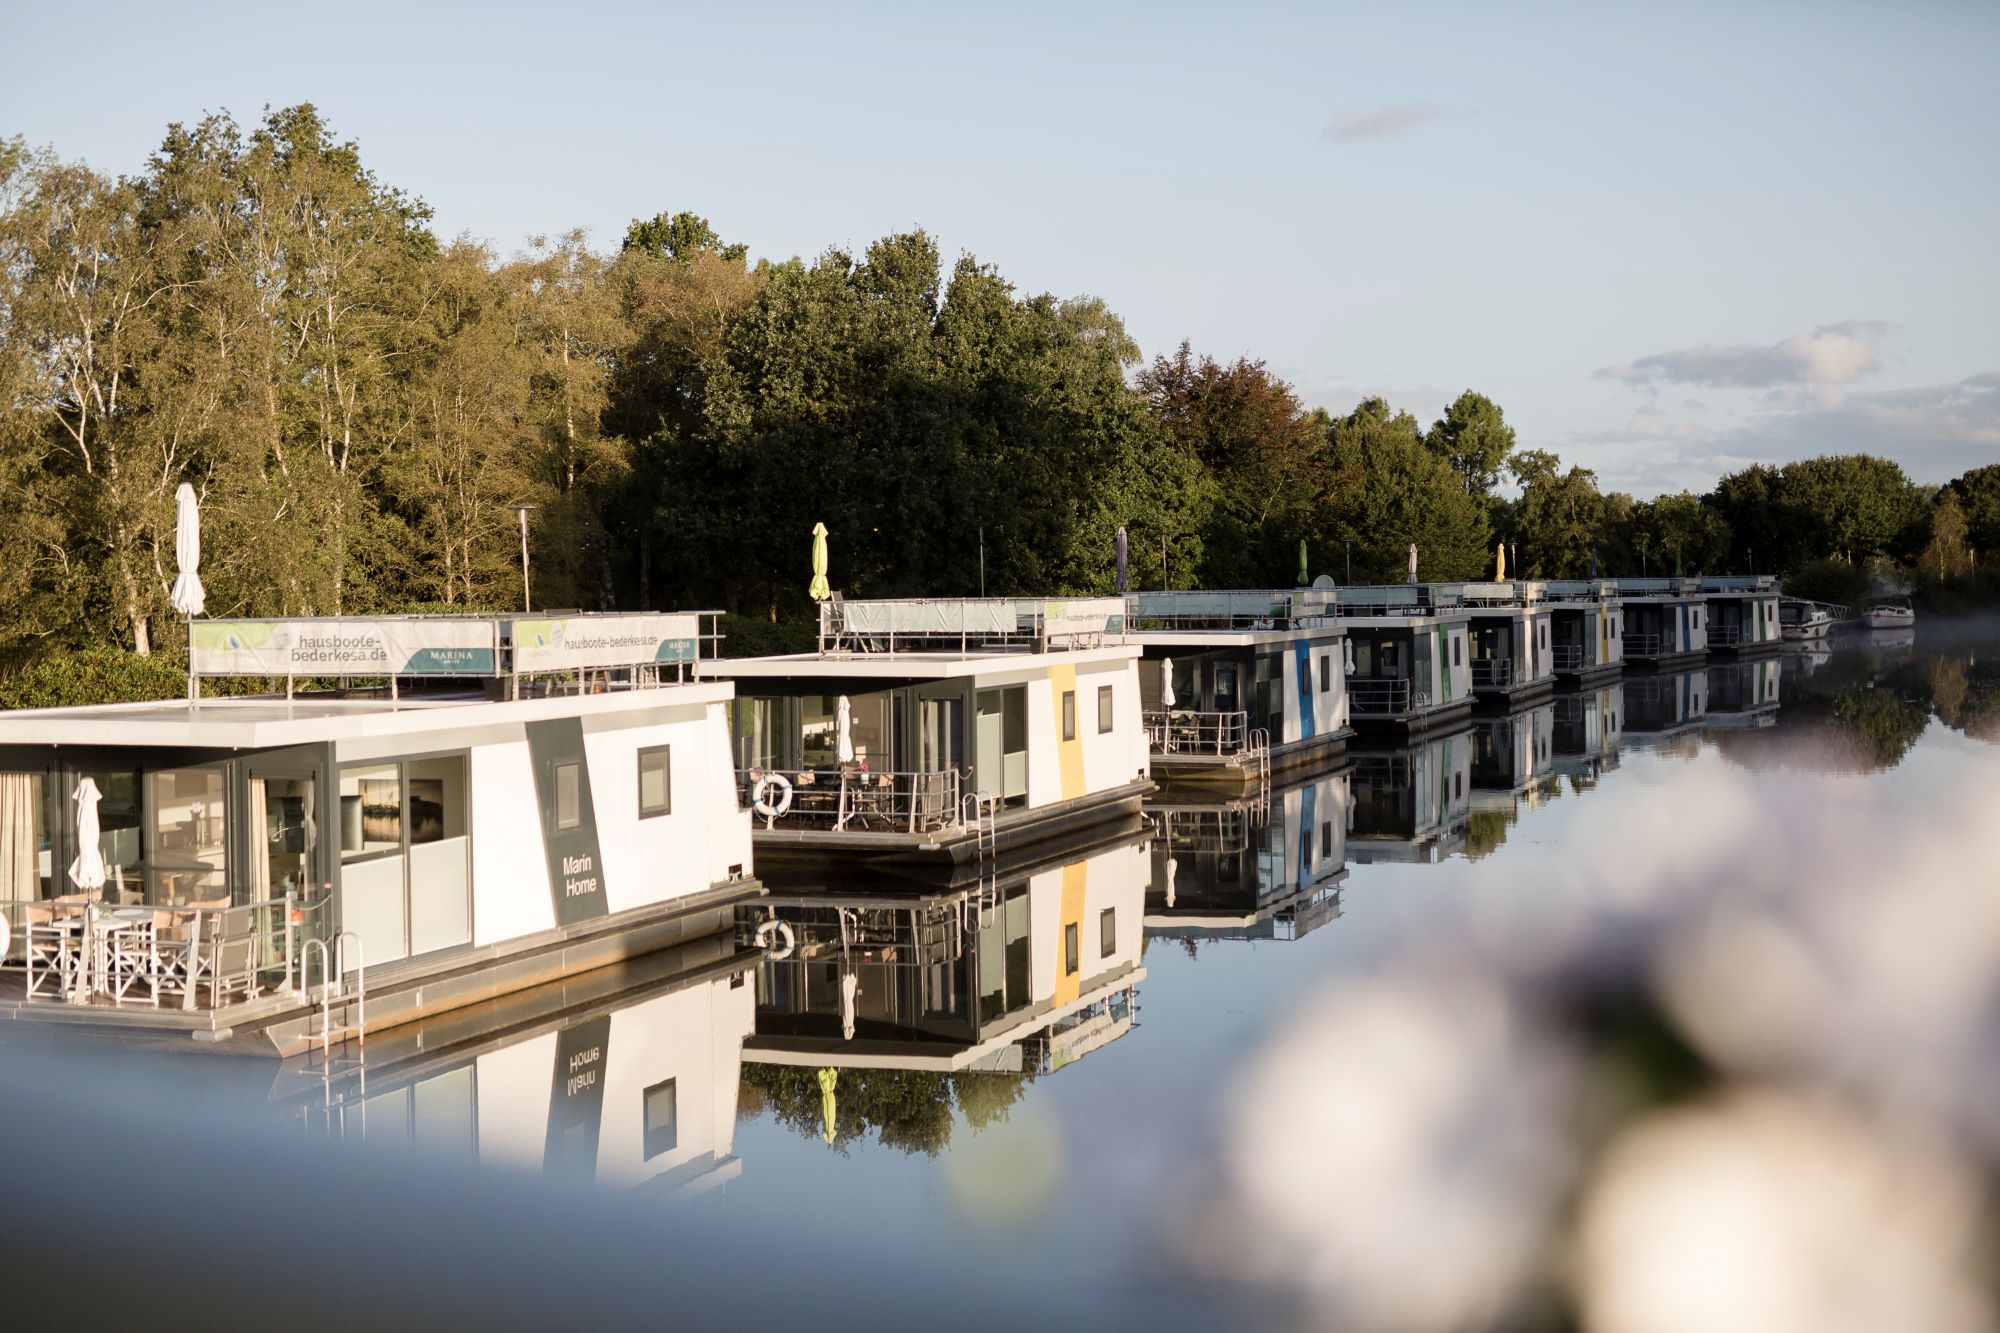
[{"x1": 4, "y1": 0, "x2": 1997, "y2": 498}]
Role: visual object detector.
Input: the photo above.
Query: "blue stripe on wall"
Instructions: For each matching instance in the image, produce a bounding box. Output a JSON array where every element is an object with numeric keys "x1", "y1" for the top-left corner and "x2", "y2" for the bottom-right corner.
[{"x1": 1294, "y1": 640, "x2": 1316, "y2": 741}]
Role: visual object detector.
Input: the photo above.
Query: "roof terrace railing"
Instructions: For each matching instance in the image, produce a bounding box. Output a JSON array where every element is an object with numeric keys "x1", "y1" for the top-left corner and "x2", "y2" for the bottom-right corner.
[
  {"x1": 1125, "y1": 589, "x2": 1336, "y2": 631},
  {"x1": 1333, "y1": 585, "x2": 1463, "y2": 618},
  {"x1": 1540, "y1": 579, "x2": 1623, "y2": 603},
  {"x1": 1698, "y1": 575, "x2": 1779, "y2": 594},
  {"x1": 1613, "y1": 577, "x2": 1705, "y2": 598},
  {"x1": 817, "y1": 596, "x2": 1128, "y2": 656}
]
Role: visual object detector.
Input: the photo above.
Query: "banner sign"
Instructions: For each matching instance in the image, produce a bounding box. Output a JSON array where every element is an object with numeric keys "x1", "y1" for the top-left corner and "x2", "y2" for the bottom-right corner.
[
  {"x1": 510, "y1": 613, "x2": 700, "y2": 674},
  {"x1": 1041, "y1": 597, "x2": 1126, "y2": 638},
  {"x1": 191, "y1": 618, "x2": 499, "y2": 677}
]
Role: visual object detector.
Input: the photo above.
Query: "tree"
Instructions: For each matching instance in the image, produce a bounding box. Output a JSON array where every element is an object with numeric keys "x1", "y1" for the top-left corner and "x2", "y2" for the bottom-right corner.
[
  {"x1": 1504, "y1": 450, "x2": 1605, "y2": 578},
  {"x1": 621, "y1": 209, "x2": 748, "y2": 264},
  {"x1": 1921, "y1": 490, "x2": 1974, "y2": 582},
  {"x1": 1324, "y1": 398, "x2": 1490, "y2": 582},
  {"x1": 1425, "y1": 390, "x2": 1516, "y2": 501},
  {"x1": 1616, "y1": 491, "x2": 1732, "y2": 576},
  {"x1": 1947, "y1": 464, "x2": 2000, "y2": 558}
]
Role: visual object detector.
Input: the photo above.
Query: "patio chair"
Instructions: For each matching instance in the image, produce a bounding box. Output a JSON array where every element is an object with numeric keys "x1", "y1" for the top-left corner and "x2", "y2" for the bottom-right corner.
[
  {"x1": 23, "y1": 900, "x2": 86, "y2": 999},
  {"x1": 104, "y1": 909, "x2": 178, "y2": 1007},
  {"x1": 178, "y1": 906, "x2": 263, "y2": 1011}
]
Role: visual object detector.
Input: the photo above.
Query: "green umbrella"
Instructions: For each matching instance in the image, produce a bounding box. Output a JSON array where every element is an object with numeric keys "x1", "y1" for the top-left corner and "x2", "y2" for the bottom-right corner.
[
  {"x1": 818, "y1": 1067, "x2": 838, "y2": 1144},
  {"x1": 1297, "y1": 538, "x2": 1309, "y2": 587},
  {"x1": 809, "y1": 522, "x2": 831, "y2": 602}
]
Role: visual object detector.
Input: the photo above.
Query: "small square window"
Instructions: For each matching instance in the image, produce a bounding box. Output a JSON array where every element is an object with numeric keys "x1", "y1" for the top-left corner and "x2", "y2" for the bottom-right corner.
[
  {"x1": 1061, "y1": 691, "x2": 1077, "y2": 742},
  {"x1": 1318, "y1": 654, "x2": 1330, "y2": 694},
  {"x1": 555, "y1": 762, "x2": 581, "y2": 831},
  {"x1": 1097, "y1": 684, "x2": 1114, "y2": 734},
  {"x1": 1099, "y1": 907, "x2": 1116, "y2": 958},
  {"x1": 1064, "y1": 922, "x2": 1079, "y2": 976},
  {"x1": 642, "y1": 1078, "x2": 678, "y2": 1160},
  {"x1": 638, "y1": 746, "x2": 671, "y2": 819}
]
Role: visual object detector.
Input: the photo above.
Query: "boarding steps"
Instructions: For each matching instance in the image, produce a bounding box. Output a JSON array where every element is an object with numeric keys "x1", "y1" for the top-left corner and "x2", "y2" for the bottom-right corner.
[{"x1": 964, "y1": 793, "x2": 1001, "y2": 931}]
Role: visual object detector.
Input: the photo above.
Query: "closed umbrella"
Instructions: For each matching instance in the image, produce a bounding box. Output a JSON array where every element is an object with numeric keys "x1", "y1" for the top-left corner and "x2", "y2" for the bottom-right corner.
[
  {"x1": 809, "y1": 522, "x2": 831, "y2": 602},
  {"x1": 836, "y1": 695, "x2": 854, "y2": 764},
  {"x1": 818, "y1": 1067, "x2": 838, "y2": 1144},
  {"x1": 1297, "y1": 539, "x2": 1309, "y2": 588},
  {"x1": 841, "y1": 968, "x2": 859, "y2": 1042},
  {"x1": 1495, "y1": 541, "x2": 1507, "y2": 581},
  {"x1": 68, "y1": 778, "x2": 106, "y2": 894},
  {"x1": 1160, "y1": 657, "x2": 1176, "y2": 709},
  {"x1": 1407, "y1": 543, "x2": 1419, "y2": 585},
  {"x1": 1115, "y1": 526, "x2": 1129, "y2": 594},
  {"x1": 170, "y1": 483, "x2": 205, "y2": 702},
  {"x1": 1164, "y1": 854, "x2": 1179, "y2": 909}
]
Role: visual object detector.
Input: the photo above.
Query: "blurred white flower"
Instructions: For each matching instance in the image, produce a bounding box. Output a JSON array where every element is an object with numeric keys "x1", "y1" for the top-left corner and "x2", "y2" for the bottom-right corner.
[
  {"x1": 1573, "y1": 1090, "x2": 1992, "y2": 1333},
  {"x1": 1177, "y1": 962, "x2": 1576, "y2": 1333}
]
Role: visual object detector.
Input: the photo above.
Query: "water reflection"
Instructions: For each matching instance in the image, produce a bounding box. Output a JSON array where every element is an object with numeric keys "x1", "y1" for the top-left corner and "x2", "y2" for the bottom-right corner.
[
  {"x1": 1145, "y1": 770, "x2": 1349, "y2": 943},
  {"x1": 1349, "y1": 732, "x2": 1471, "y2": 863}
]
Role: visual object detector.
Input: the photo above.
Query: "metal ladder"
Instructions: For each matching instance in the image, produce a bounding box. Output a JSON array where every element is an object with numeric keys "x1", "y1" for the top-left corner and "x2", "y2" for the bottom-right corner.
[
  {"x1": 1248, "y1": 725, "x2": 1272, "y2": 804},
  {"x1": 300, "y1": 930, "x2": 367, "y2": 1063},
  {"x1": 962, "y1": 792, "x2": 1001, "y2": 929}
]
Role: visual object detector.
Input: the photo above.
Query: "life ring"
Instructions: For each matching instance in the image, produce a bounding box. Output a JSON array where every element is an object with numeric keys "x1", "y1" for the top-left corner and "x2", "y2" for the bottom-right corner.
[
  {"x1": 753, "y1": 917, "x2": 796, "y2": 960},
  {"x1": 751, "y1": 773, "x2": 794, "y2": 819}
]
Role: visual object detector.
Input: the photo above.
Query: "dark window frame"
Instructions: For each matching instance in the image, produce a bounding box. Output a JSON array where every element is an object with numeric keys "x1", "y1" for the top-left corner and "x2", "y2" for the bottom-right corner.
[
  {"x1": 555, "y1": 761, "x2": 582, "y2": 832},
  {"x1": 1061, "y1": 690, "x2": 1077, "y2": 742},
  {"x1": 1064, "y1": 922, "x2": 1079, "y2": 976},
  {"x1": 1097, "y1": 684, "x2": 1114, "y2": 735},
  {"x1": 637, "y1": 745, "x2": 672, "y2": 819},
  {"x1": 1318, "y1": 654, "x2": 1330, "y2": 694},
  {"x1": 641, "y1": 1077, "x2": 678, "y2": 1160},
  {"x1": 1099, "y1": 907, "x2": 1116, "y2": 958}
]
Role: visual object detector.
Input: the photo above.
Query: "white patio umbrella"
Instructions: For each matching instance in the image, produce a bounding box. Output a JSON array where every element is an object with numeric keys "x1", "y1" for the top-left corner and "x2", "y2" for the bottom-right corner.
[
  {"x1": 1160, "y1": 657, "x2": 1177, "y2": 709},
  {"x1": 840, "y1": 968, "x2": 859, "y2": 1042},
  {"x1": 835, "y1": 695, "x2": 855, "y2": 764},
  {"x1": 1164, "y1": 854, "x2": 1179, "y2": 909},
  {"x1": 68, "y1": 778, "x2": 106, "y2": 894},
  {"x1": 1407, "y1": 542, "x2": 1419, "y2": 585},
  {"x1": 169, "y1": 483, "x2": 206, "y2": 618}
]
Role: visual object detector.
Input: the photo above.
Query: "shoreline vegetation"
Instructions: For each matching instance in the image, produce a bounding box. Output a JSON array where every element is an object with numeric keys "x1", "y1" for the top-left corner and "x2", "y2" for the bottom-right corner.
[{"x1": 2, "y1": 104, "x2": 1994, "y2": 710}]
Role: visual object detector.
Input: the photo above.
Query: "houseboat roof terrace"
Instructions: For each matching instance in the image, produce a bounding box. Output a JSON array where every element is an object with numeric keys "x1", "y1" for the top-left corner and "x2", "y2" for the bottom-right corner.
[
  {"x1": 814, "y1": 594, "x2": 1129, "y2": 656},
  {"x1": 1332, "y1": 585, "x2": 1473, "y2": 623},
  {"x1": 1124, "y1": 588, "x2": 1338, "y2": 632}
]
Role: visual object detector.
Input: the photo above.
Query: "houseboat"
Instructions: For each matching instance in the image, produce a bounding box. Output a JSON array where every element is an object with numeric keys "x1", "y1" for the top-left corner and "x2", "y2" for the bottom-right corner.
[
  {"x1": 1123, "y1": 589, "x2": 1351, "y2": 789},
  {"x1": 1540, "y1": 580, "x2": 1625, "y2": 685},
  {"x1": 279, "y1": 930, "x2": 759, "y2": 1195},
  {"x1": 1706, "y1": 658, "x2": 1782, "y2": 729},
  {"x1": 1469, "y1": 702, "x2": 1556, "y2": 802},
  {"x1": 1145, "y1": 763, "x2": 1350, "y2": 942},
  {"x1": 1613, "y1": 578, "x2": 1710, "y2": 670},
  {"x1": 1699, "y1": 576, "x2": 1784, "y2": 656},
  {"x1": 702, "y1": 597, "x2": 1151, "y2": 871},
  {"x1": 1347, "y1": 730, "x2": 1472, "y2": 864},
  {"x1": 1621, "y1": 667, "x2": 1710, "y2": 750},
  {"x1": 1335, "y1": 586, "x2": 1475, "y2": 739},
  {"x1": 737, "y1": 833, "x2": 1147, "y2": 1075},
  {"x1": 1551, "y1": 682, "x2": 1624, "y2": 782},
  {"x1": 0, "y1": 611, "x2": 758, "y2": 1050},
  {"x1": 1434, "y1": 582, "x2": 1557, "y2": 707}
]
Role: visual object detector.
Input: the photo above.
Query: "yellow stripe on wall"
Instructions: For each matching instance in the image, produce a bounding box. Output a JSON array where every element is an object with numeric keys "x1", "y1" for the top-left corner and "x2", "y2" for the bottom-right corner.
[
  {"x1": 1049, "y1": 664, "x2": 1085, "y2": 801},
  {"x1": 1054, "y1": 859, "x2": 1088, "y2": 1007}
]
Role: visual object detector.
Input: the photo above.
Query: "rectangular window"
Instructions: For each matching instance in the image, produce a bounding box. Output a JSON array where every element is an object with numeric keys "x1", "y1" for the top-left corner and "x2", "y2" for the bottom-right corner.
[
  {"x1": 1061, "y1": 690, "x2": 1077, "y2": 741},
  {"x1": 1452, "y1": 636, "x2": 1462, "y2": 667},
  {"x1": 1100, "y1": 907, "x2": 1116, "y2": 958},
  {"x1": 555, "y1": 761, "x2": 581, "y2": 831},
  {"x1": 341, "y1": 764, "x2": 402, "y2": 861},
  {"x1": 1321, "y1": 820, "x2": 1333, "y2": 860},
  {"x1": 638, "y1": 746, "x2": 672, "y2": 818},
  {"x1": 1064, "y1": 922, "x2": 1079, "y2": 976},
  {"x1": 0, "y1": 771, "x2": 51, "y2": 902},
  {"x1": 1097, "y1": 684, "x2": 1114, "y2": 734},
  {"x1": 1318, "y1": 654, "x2": 1330, "y2": 694},
  {"x1": 642, "y1": 1078, "x2": 679, "y2": 1160}
]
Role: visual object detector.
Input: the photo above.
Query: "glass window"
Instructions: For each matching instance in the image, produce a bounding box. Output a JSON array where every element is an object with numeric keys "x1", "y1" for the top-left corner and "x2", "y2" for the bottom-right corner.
[
  {"x1": 0, "y1": 771, "x2": 51, "y2": 902},
  {"x1": 148, "y1": 766, "x2": 229, "y2": 907},
  {"x1": 643, "y1": 1078, "x2": 679, "y2": 1160},
  {"x1": 730, "y1": 697, "x2": 779, "y2": 772},
  {"x1": 341, "y1": 764, "x2": 402, "y2": 861},
  {"x1": 1064, "y1": 921, "x2": 1079, "y2": 976},
  {"x1": 1100, "y1": 907, "x2": 1116, "y2": 958},
  {"x1": 1097, "y1": 685, "x2": 1114, "y2": 734},
  {"x1": 1319, "y1": 654, "x2": 1330, "y2": 694},
  {"x1": 801, "y1": 695, "x2": 840, "y2": 770},
  {"x1": 1321, "y1": 820, "x2": 1333, "y2": 860},
  {"x1": 1453, "y1": 636, "x2": 1462, "y2": 667},
  {"x1": 76, "y1": 767, "x2": 144, "y2": 901},
  {"x1": 1062, "y1": 691, "x2": 1077, "y2": 741},
  {"x1": 638, "y1": 746, "x2": 671, "y2": 818},
  {"x1": 555, "y1": 762, "x2": 581, "y2": 831}
]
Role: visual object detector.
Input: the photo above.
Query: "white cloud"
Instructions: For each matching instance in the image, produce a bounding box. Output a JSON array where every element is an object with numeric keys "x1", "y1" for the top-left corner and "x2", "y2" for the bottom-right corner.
[
  {"x1": 1321, "y1": 103, "x2": 1442, "y2": 143},
  {"x1": 1598, "y1": 321, "x2": 1893, "y2": 389}
]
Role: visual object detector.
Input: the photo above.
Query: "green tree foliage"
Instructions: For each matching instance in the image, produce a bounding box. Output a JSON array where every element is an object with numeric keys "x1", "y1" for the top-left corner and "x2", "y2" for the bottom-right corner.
[
  {"x1": 1616, "y1": 491, "x2": 1733, "y2": 575},
  {"x1": 1946, "y1": 464, "x2": 2000, "y2": 557},
  {"x1": 1324, "y1": 399, "x2": 1491, "y2": 582},
  {"x1": 738, "y1": 1062, "x2": 1030, "y2": 1156},
  {"x1": 1920, "y1": 490, "x2": 1974, "y2": 583},
  {"x1": 1425, "y1": 390, "x2": 1516, "y2": 501},
  {"x1": 1709, "y1": 455, "x2": 1928, "y2": 575},
  {"x1": 1504, "y1": 450, "x2": 1606, "y2": 578}
]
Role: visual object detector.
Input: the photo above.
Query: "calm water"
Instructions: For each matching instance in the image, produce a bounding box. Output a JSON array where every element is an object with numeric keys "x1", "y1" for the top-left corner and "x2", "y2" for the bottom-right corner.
[{"x1": 6, "y1": 621, "x2": 1998, "y2": 1331}]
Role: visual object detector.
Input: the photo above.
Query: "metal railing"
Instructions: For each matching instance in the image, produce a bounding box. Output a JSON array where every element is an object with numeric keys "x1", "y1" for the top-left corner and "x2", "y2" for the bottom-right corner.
[
  {"x1": 1623, "y1": 632, "x2": 1666, "y2": 658},
  {"x1": 742, "y1": 766, "x2": 964, "y2": 834},
  {"x1": 1145, "y1": 709, "x2": 1254, "y2": 757},
  {"x1": 1470, "y1": 658, "x2": 1514, "y2": 689},
  {"x1": 1708, "y1": 625, "x2": 1744, "y2": 646},
  {"x1": 817, "y1": 596, "x2": 1127, "y2": 656},
  {"x1": 1550, "y1": 645, "x2": 1586, "y2": 671},
  {"x1": 1348, "y1": 679, "x2": 1416, "y2": 715}
]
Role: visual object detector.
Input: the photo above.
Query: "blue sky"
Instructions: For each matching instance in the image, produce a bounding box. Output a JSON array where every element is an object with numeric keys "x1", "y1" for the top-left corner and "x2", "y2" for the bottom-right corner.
[{"x1": 5, "y1": 0, "x2": 1996, "y2": 496}]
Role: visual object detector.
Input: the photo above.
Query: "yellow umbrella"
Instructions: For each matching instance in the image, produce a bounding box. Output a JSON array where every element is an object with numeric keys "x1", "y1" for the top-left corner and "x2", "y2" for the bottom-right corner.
[
  {"x1": 809, "y1": 522, "x2": 831, "y2": 602},
  {"x1": 817, "y1": 1067, "x2": 838, "y2": 1143},
  {"x1": 1495, "y1": 541, "x2": 1507, "y2": 580}
]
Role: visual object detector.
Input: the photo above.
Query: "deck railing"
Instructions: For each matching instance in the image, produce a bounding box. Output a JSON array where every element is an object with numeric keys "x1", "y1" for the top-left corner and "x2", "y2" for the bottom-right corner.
[
  {"x1": 817, "y1": 596, "x2": 1126, "y2": 656},
  {"x1": 1470, "y1": 658, "x2": 1514, "y2": 689},
  {"x1": 1145, "y1": 709, "x2": 1255, "y2": 757},
  {"x1": 1348, "y1": 678, "x2": 1419, "y2": 715},
  {"x1": 1708, "y1": 625, "x2": 1744, "y2": 646},
  {"x1": 1550, "y1": 645, "x2": 1586, "y2": 671},
  {"x1": 1623, "y1": 632, "x2": 1666, "y2": 658},
  {"x1": 741, "y1": 766, "x2": 964, "y2": 834}
]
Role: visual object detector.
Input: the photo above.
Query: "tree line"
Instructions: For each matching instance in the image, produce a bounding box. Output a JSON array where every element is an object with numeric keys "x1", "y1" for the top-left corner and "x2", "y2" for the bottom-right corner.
[{"x1": 2, "y1": 105, "x2": 1995, "y2": 673}]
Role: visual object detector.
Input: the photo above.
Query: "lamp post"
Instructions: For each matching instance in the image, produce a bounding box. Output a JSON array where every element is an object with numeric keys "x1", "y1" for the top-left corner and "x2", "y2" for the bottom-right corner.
[
  {"x1": 510, "y1": 504, "x2": 537, "y2": 612},
  {"x1": 1344, "y1": 539, "x2": 1352, "y2": 585}
]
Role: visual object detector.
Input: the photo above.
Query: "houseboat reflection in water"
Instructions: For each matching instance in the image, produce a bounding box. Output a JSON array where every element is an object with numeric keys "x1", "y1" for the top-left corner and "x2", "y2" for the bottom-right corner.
[
  {"x1": 1145, "y1": 765, "x2": 1351, "y2": 943},
  {"x1": 1347, "y1": 730, "x2": 1472, "y2": 864},
  {"x1": 1706, "y1": 658, "x2": 1782, "y2": 729},
  {"x1": 1621, "y1": 668, "x2": 1710, "y2": 750},
  {"x1": 1552, "y1": 683, "x2": 1624, "y2": 783}
]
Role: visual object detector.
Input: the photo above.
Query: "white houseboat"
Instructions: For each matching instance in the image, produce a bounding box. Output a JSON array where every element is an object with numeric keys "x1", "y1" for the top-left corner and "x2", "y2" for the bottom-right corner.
[
  {"x1": 1540, "y1": 580, "x2": 1626, "y2": 684},
  {"x1": 0, "y1": 612, "x2": 757, "y2": 1050},
  {"x1": 1622, "y1": 667, "x2": 1710, "y2": 749},
  {"x1": 1335, "y1": 586, "x2": 1475, "y2": 739},
  {"x1": 1551, "y1": 683, "x2": 1624, "y2": 782},
  {"x1": 1433, "y1": 582, "x2": 1557, "y2": 707},
  {"x1": 1347, "y1": 730, "x2": 1472, "y2": 864},
  {"x1": 702, "y1": 597, "x2": 1151, "y2": 871},
  {"x1": 1145, "y1": 763, "x2": 1350, "y2": 942},
  {"x1": 739, "y1": 834, "x2": 1147, "y2": 1074},
  {"x1": 1699, "y1": 576, "x2": 1784, "y2": 657},
  {"x1": 1123, "y1": 589, "x2": 1351, "y2": 789},
  {"x1": 1469, "y1": 702, "x2": 1557, "y2": 803},
  {"x1": 1613, "y1": 578, "x2": 1710, "y2": 670}
]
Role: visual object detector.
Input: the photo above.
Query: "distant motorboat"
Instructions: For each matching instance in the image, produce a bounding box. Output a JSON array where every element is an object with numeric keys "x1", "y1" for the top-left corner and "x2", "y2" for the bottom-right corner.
[
  {"x1": 1779, "y1": 600, "x2": 1833, "y2": 641},
  {"x1": 1862, "y1": 599, "x2": 1915, "y2": 630}
]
